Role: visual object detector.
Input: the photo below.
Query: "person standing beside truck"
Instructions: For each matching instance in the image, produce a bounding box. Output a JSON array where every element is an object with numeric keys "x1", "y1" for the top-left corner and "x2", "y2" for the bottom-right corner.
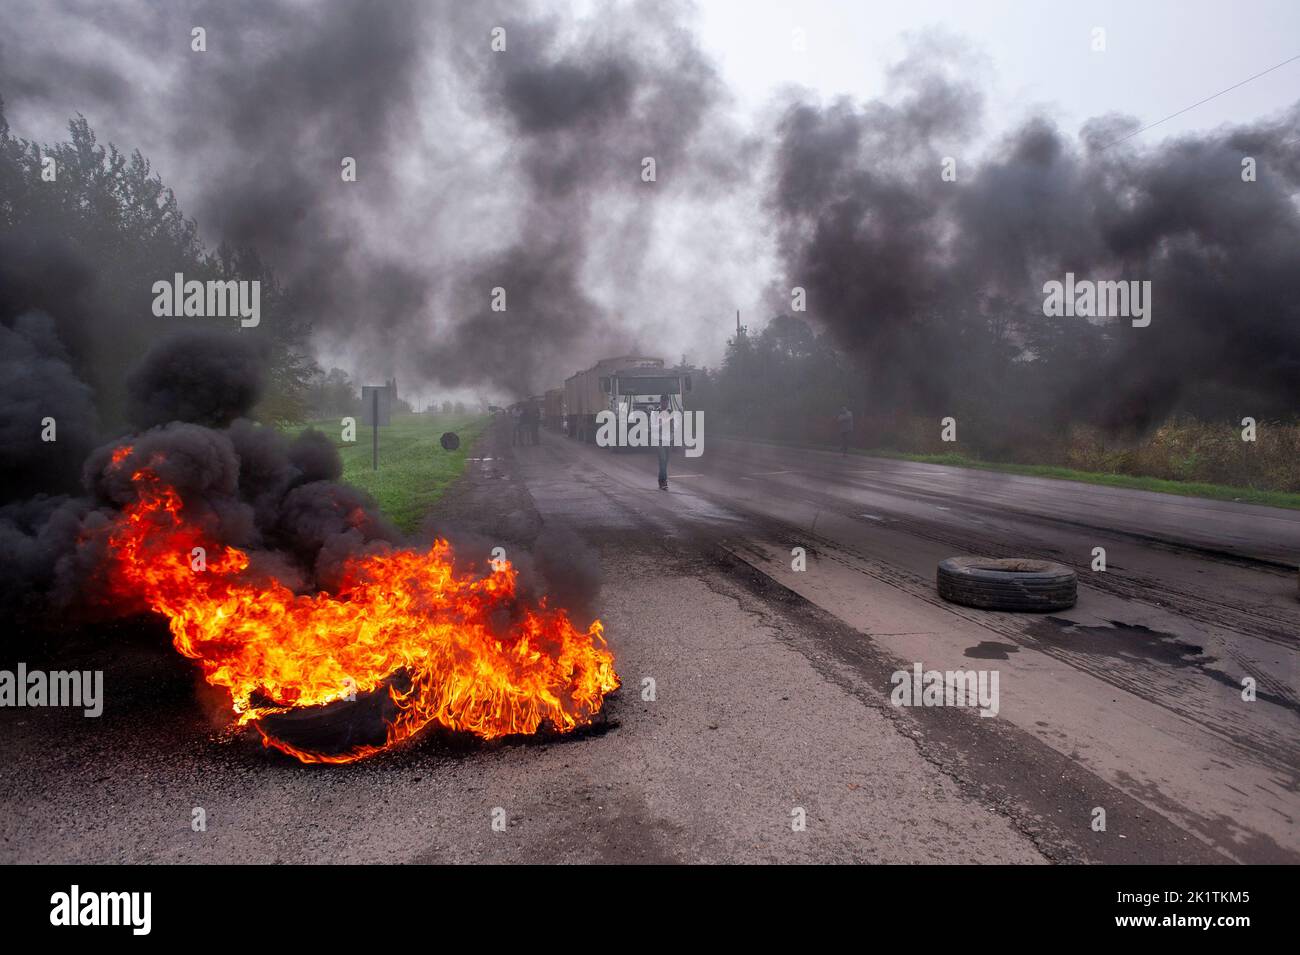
[
  {"x1": 656, "y1": 394, "x2": 672, "y2": 490},
  {"x1": 836, "y1": 406, "x2": 854, "y2": 455},
  {"x1": 519, "y1": 400, "x2": 535, "y2": 446}
]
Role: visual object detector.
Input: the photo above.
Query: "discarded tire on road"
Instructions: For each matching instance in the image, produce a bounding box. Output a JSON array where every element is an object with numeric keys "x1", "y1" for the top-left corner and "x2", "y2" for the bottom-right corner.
[{"x1": 937, "y1": 557, "x2": 1077, "y2": 612}]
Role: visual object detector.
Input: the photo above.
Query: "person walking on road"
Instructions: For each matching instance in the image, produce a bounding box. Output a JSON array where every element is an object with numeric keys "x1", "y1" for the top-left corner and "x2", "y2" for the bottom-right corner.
[
  {"x1": 836, "y1": 406, "x2": 854, "y2": 455},
  {"x1": 526, "y1": 399, "x2": 541, "y2": 446},
  {"x1": 519, "y1": 401, "x2": 535, "y2": 446},
  {"x1": 656, "y1": 394, "x2": 672, "y2": 490}
]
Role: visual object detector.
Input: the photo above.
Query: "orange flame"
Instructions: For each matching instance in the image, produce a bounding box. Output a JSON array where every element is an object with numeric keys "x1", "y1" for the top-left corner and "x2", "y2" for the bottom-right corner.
[{"x1": 103, "y1": 447, "x2": 619, "y2": 763}]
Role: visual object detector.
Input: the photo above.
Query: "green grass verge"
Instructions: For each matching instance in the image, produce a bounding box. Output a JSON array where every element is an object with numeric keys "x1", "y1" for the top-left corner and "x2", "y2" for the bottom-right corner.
[
  {"x1": 718, "y1": 433, "x2": 1300, "y2": 511},
  {"x1": 283, "y1": 413, "x2": 490, "y2": 532}
]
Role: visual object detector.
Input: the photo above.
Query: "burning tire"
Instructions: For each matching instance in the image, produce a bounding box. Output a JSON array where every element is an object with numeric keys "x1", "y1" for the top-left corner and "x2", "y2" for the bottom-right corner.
[
  {"x1": 255, "y1": 677, "x2": 402, "y2": 762},
  {"x1": 936, "y1": 557, "x2": 1076, "y2": 612}
]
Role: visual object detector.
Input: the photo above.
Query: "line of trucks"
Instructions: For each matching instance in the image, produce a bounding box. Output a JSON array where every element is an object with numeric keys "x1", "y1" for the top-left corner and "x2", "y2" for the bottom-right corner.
[{"x1": 509, "y1": 356, "x2": 693, "y2": 444}]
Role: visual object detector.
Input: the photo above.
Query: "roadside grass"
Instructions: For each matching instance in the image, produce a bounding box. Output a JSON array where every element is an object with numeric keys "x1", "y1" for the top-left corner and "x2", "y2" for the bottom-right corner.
[
  {"x1": 282, "y1": 413, "x2": 490, "y2": 532},
  {"x1": 718, "y1": 434, "x2": 1300, "y2": 511}
]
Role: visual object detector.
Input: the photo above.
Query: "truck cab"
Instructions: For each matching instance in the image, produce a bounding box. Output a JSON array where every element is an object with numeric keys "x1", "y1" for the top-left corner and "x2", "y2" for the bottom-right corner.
[
  {"x1": 605, "y1": 370, "x2": 690, "y2": 421},
  {"x1": 565, "y1": 356, "x2": 692, "y2": 443}
]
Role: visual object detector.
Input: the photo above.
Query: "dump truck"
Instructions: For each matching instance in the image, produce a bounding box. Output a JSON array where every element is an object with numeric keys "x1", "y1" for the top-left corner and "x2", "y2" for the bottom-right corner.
[{"x1": 564, "y1": 356, "x2": 692, "y2": 444}]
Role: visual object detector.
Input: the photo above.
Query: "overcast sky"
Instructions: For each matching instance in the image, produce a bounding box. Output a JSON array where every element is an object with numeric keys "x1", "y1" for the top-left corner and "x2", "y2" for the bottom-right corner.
[{"x1": 694, "y1": 0, "x2": 1300, "y2": 138}]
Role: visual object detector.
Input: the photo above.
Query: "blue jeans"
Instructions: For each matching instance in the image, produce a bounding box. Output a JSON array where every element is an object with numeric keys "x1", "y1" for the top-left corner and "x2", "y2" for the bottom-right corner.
[{"x1": 658, "y1": 447, "x2": 669, "y2": 486}]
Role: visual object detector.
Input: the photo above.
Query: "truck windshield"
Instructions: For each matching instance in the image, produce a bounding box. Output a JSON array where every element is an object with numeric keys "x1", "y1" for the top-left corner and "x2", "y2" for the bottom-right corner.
[{"x1": 617, "y1": 376, "x2": 679, "y2": 397}]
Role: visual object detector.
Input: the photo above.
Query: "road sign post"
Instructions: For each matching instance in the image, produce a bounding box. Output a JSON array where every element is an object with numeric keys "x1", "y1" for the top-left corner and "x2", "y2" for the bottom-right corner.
[{"x1": 361, "y1": 385, "x2": 393, "y2": 471}]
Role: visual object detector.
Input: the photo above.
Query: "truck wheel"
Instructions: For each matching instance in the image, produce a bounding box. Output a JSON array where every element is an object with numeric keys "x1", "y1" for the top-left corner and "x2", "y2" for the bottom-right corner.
[{"x1": 937, "y1": 557, "x2": 1077, "y2": 612}]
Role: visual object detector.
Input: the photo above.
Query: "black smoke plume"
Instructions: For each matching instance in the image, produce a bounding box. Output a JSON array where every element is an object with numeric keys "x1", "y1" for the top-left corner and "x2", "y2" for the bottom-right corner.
[
  {"x1": 769, "y1": 37, "x2": 1300, "y2": 432},
  {"x1": 1, "y1": 327, "x2": 599, "y2": 641},
  {"x1": 126, "y1": 330, "x2": 265, "y2": 430},
  {"x1": 1, "y1": 331, "x2": 401, "y2": 627},
  {"x1": 0, "y1": 312, "x2": 98, "y2": 499},
  {"x1": 0, "y1": 0, "x2": 739, "y2": 402}
]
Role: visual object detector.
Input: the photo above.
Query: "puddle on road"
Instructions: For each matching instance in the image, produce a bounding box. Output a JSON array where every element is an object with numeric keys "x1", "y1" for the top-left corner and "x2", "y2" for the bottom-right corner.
[
  {"x1": 964, "y1": 641, "x2": 1020, "y2": 660},
  {"x1": 1029, "y1": 615, "x2": 1211, "y2": 670},
  {"x1": 1028, "y1": 617, "x2": 1300, "y2": 714},
  {"x1": 1027, "y1": 617, "x2": 1208, "y2": 669}
]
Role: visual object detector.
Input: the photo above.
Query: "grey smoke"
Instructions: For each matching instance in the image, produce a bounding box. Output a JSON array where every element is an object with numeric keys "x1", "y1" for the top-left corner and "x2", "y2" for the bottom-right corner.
[{"x1": 417, "y1": 3, "x2": 735, "y2": 396}]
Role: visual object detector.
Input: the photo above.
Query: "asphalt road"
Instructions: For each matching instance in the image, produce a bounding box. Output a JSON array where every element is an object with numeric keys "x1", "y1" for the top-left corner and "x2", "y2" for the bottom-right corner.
[
  {"x1": 2, "y1": 423, "x2": 1296, "y2": 863},
  {"x1": 511, "y1": 428, "x2": 1300, "y2": 862}
]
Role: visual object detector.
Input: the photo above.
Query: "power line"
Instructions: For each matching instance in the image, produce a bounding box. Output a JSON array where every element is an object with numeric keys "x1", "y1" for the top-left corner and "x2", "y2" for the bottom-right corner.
[{"x1": 1100, "y1": 53, "x2": 1300, "y2": 150}]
